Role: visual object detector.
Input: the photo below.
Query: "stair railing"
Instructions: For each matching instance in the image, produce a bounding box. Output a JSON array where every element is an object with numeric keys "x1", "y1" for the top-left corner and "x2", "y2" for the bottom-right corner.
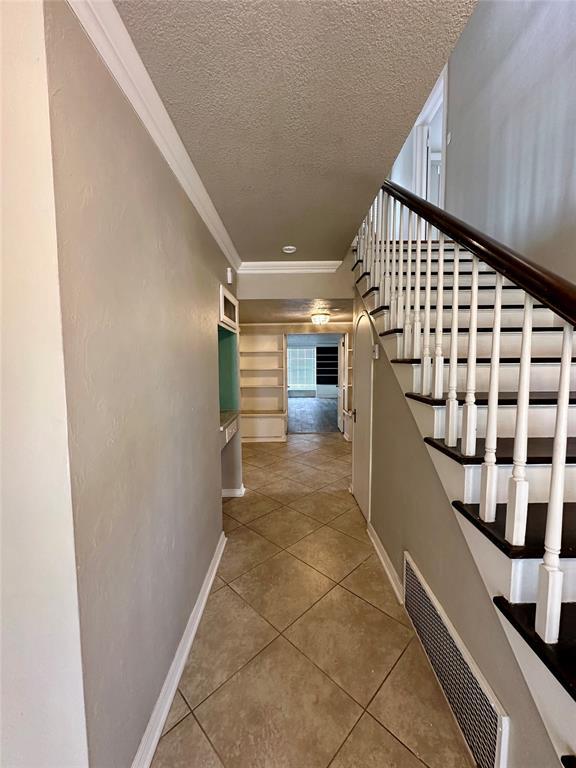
[{"x1": 353, "y1": 179, "x2": 576, "y2": 645}]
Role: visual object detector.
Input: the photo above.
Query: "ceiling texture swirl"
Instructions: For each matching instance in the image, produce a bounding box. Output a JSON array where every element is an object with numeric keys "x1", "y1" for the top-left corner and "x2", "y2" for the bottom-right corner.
[{"x1": 116, "y1": 0, "x2": 475, "y2": 263}]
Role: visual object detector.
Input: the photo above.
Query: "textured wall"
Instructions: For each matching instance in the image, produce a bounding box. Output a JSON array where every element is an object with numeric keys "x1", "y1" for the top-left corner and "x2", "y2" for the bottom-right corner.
[
  {"x1": 116, "y1": 0, "x2": 475, "y2": 264},
  {"x1": 367, "y1": 324, "x2": 557, "y2": 767},
  {"x1": 44, "y1": 3, "x2": 232, "y2": 765},
  {"x1": 446, "y1": 0, "x2": 576, "y2": 283},
  {"x1": 1, "y1": 2, "x2": 88, "y2": 764}
]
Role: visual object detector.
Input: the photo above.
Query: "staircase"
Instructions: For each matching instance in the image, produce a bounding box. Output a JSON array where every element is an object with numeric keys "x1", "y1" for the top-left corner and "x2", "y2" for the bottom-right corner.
[{"x1": 353, "y1": 180, "x2": 576, "y2": 766}]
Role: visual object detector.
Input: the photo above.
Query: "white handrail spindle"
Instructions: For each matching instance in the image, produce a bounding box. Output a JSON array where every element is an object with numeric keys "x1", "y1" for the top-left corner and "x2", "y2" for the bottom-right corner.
[
  {"x1": 413, "y1": 217, "x2": 422, "y2": 359},
  {"x1": 382, "y1": 193, "x2": 391, "y2": 311},
  {"x1": 403, "y1": 211, "x2": 414, "y2": 358},
  {"x1": 421, "y1": 227, "x2": 433, "y2": 395},
  {"x1": 535, "y1": 322, "x2": 574, "y2": 643},
  {"x1": 390, "y1": 200, "x2": 398, "y2": 329},
  {"x1": 396, "y1": 205, "x2": 404, "y2": 329},
  {"x1": 432, "y1": 233, "x2": 445, "y2": 399},
  {"x1": 375, "y1": 190, "x2": 384, "y2": 292},
  {"x1": 480, "y1": 273, "x2": 503, "y2": 522},
  {"x1": 461, "y1": 255, "x2": 479, "y2": 455},
  {"x1": 445, "y1": 243, "x2": 460, "y2": 446},
  {"x1": 505, "y1": 293, "x2": 533, "y2": 545}
]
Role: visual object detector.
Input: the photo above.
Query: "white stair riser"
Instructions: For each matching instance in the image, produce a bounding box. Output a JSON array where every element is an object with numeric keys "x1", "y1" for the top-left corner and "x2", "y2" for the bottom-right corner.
[
  {"x1": 456, "y1": 515, "x2": 576, "y2": 603},
  {"x1": 427, "y1": 448, "x2": 576, "y2": 504},
  {"x1": 394, "y1": 361, "x2": 576, "y2": 394},
  {"x1": 427, "y1": 403, "x2": 576, "y2": 440}
]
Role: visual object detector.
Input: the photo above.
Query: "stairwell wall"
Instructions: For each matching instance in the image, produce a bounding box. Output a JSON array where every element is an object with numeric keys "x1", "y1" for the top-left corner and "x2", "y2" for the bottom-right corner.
[
  {"x1": 364, "y1": 305, "x2": 558, "y2": 766},
  {"x1": 445, "y1": 0, "x2": 576, "y2": 283},
  {"x1": 43, "y1": 2, "x2": 234, "y2": 766}
]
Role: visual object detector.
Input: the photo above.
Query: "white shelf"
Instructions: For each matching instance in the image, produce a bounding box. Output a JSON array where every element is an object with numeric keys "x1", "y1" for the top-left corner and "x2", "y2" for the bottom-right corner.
[
  {"x1": 240, "y1": 384, "x2": 284, "y2": 389},
  {"x1": 240, "y1": 367, "x2": 283, "y2": 372}
]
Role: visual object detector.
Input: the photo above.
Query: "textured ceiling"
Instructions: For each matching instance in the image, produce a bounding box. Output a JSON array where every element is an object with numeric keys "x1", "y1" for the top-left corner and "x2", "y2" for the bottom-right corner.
[
  {"x1": 116, "y1": 0, "x2": 475, "y2": 262},
  {"x1": 240, "y1": 298, "x2": 353, "y2": 324}
]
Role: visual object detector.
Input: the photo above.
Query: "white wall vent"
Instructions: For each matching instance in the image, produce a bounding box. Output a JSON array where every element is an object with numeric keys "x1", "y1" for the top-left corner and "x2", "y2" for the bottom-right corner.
[{"x1": 404, "y1": 554, "x2": 509, "y2": 768}]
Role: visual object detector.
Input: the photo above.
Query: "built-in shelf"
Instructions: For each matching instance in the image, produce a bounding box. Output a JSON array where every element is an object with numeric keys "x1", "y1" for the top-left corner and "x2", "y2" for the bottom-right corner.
[
  {"x1": 242, "y1": 409, "x2": 286, "y2": 415},
  {"x1": 240, "y1": 384, "x2": 284, "y2": 389},
  {"x1": 240, "y1": 367, "x2": 283, "y2": 372},
  {"x1": 239, "y1": 332, "x2": 287, "y2": 442},
  {"x1": 239, "y1": 349, "x2": 283, "y2": 355}
]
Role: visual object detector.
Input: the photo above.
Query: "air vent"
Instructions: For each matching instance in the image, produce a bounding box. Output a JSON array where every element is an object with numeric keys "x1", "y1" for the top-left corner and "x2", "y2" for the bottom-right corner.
[{"x1": 404, "y1": 555, "x2": 509, "y2": 768}]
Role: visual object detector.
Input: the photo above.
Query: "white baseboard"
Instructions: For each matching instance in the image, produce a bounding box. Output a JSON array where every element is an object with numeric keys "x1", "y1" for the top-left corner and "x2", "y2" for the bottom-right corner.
[
  {"x1": 367, "y1": 522, "x2": 404, "y2": 604},
  {"x1": 131, "y1": 531, "x2": 227, "y2": 768},
  {"x1": 222, "y1": 485, "x2": 245, "y2": 498}
]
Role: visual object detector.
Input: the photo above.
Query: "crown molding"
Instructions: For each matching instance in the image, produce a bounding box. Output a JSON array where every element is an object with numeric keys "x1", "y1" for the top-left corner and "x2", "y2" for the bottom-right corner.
[
  {"x1": 67, "y1": 0, "x2": 241, "y2": 270},
  {"x1": 238, "y1": 260, "x2": 342, "y2": 275}
]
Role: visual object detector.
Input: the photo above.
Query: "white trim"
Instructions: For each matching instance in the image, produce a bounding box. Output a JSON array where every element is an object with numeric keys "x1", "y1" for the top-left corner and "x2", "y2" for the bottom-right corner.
[
  {"x1": 222, "y1": 485, "x2": 246, "y2": 498},
  {"x1": 404, "y1": 552, "x2": 510, "y2": 768},
  {"x1": 238, "y1": 260, "x2": 342, "y2": 275},
  {"x1": 131, "y1": 532, "x2": 227, "y2": 768},
  {"x1": 367, "y1": 522, "x2": 404, "y2": 603},
  {"x1": 67, "y1": 0, "x2": 241, "y2": 270},
  {"x1": 416, "y1": 67, "x2": 445, "y2": 126}
]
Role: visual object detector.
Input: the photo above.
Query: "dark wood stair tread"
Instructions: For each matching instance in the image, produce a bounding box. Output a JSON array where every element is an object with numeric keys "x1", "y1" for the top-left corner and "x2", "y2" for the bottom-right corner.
[
  {"x1": 381, "y1": 326, "x2": 567, "y2": 338},
  {"x1": 493, "y1": 597, "x2": 576, "y2": 702},
  {"x1": 562, "y1": 757, "x2": 576, "y2": 767},
  {"x1": 355, "y1": 271, "x2": 370, "y2": 283},
  {"x1": 407, "y1": 391, "x2": 576, "y2": 407},
  {"x1": 452, "y1": 501, "x2": 576, "y2": 559},
  {"x1": 424, "y1": 436, "x2": 576, "y2": 465}
]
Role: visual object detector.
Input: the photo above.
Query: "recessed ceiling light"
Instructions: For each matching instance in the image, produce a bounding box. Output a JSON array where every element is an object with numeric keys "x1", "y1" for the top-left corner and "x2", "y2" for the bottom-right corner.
[{"x1": 282, "y1": 245, "x2": 297, "y2": 254}]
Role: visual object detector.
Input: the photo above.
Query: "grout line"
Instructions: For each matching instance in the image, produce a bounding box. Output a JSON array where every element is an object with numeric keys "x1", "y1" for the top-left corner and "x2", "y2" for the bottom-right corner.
[
  {"x1": 157, "y1": 708, "x2": 192, "y2": 740},
  {"x1": 190, "y1": 710, "x2": 230, "y2": 766}
]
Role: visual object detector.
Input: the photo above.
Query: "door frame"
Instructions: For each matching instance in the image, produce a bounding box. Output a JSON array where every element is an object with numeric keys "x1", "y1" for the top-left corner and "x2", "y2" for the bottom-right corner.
[{"x1": 351, "y1": 311, "x2": 375, "y2": 522}]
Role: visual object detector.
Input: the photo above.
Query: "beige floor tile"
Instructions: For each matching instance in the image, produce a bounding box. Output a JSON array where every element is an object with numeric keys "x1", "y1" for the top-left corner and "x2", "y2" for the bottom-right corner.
[
  {"x1": 272, "y1": 460, "x2": 340, "y2": 490},
  {"x1": 368, "y1": 640, "x2": 474, "y2": 768},
  {"x1": 263, "y1": 458, "x2": 306, "y2": 477},
  {"x1": 222, "y1": 513, "x2": 242, "y2": 533},
  {"x1": 330, "y1": 713, "x2": 426, "y2": 768},
  {"x1": 210, "y1": 575, "x2": 226, "y2": 595},
  {"x1": 152, "y1": 715, "x2": 223, "y2": 768},
  {"x1": 230, "y1": 551, "x2": 334, "y2": 630},
  {"x1": 329, "y1": 508, "x2": 370, "y2": 543},
  {"x1": 302, "y1": 448, "x2": 337, "y2": 467},
  {"x1": 223, "y1": 490, "x2": 282, "y2": 524},
  {"x1": 321, "y1": 478, "x2": 358, "y2": 506},
  {"x1": 265, "y1": 442, "x2": 316, "y2": 458},
  {"x1": 288, "y1": 526, "x2": 372, "y2": 581},
  {"x1": 242, "y1": 450, "x2": 281, "y2": 468},
  {"x1": 285, "y1": 586, "x2": 412, "y2": 706},
  {"x1": 242, "y1": 466, "x2": 284, "y2": 490},
  {"x1": 217, "y1": 527, "x2": 281, "y2": 582},
  {"x1": 195, "y1": 636, "x2": 361, "y2": 768},
  {"x1": 257, "y1": 476, "x2": 314, "y2": 505},
  {"x1": 179, "y1": 586, "x2": 277, "y2": 709},
  {"x1": 247, "y1": 507, "x2": 321, "y2": 548},
  {"x1": 289, "y1": 490, "x2": 356, "y2": 523},
  {"x1": 316, "y1": 458, "x2": 352, "y2": 477},
  {"x1": 161, "y1": 690, "x2": 191, "y2": 736},
  {"x1": 341, "y1": 555, "x2": 411, "y2": 625}
]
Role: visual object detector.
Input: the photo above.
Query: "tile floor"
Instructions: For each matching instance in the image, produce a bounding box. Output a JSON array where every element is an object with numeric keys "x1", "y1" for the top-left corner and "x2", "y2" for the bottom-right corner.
[
  {"x1": 151, "y1": 433, "x2": 474, "y2": 768},
  {"x1": 287, "y1": 396, "x2": 339, "y2": 433}
]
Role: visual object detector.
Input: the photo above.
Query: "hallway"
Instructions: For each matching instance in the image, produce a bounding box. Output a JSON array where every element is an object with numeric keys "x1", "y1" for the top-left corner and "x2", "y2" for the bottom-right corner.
[
  {"x1": 287, "y1": 396, "x2": 339, "y2": 433},
  {"x1": 152, "y1": 434, "x2": 473, "y2": 768}
]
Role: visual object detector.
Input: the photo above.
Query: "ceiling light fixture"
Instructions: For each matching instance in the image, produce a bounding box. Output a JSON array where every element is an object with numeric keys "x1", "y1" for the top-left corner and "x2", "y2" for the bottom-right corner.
[
  {"x1": 282, "y1": 245, "x2": 297, "y2": 254},
  {"x1": 311, "y1": 312, "x2": 330, "y2": 326}
]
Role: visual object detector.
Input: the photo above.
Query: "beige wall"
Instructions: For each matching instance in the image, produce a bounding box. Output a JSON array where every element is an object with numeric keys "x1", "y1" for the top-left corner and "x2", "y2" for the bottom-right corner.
[
  {"x1": 1, "y1": 2, "x2": 88, "y2": 765},
  {"x1": 44, "y1": 3, "x2": 233, "y2": 765},
  {"x1": 445, "y1": 0, "x2": 576, "y2": 283},
  {"x1": 365, "y1": 302, "x2": 557, "y2": 766}
]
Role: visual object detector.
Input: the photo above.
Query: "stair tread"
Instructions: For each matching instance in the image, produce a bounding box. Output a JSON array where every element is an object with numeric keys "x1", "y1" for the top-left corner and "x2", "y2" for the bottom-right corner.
[
  {"x1": 382, "y1": 326, "x2": 568, "y2": 337},
  {"x1": 452, "y1": 501, "x2": 576, "y2": 559},
  {"x1": 406, "y1": 391, "x2": 576, "y2": 407},
  {"x1": 393, "y1": 356, "x2": 575, "y2": 365},
  {"x1": 424, "y1": 436, "x2": 576, "y2": 465},
  {"x1": 561, "y1": 758, "x2": 576, "y2": 767},
  {"x1": 493, "y1": 597, "x2": 576, "y2": 702}
]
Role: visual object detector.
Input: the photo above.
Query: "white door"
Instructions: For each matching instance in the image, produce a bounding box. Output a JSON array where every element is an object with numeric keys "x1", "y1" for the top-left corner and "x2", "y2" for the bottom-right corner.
[
  {"x1": 352, "y1": 314, "x2": 373, "y2": 520},
  {"x1": 337, "y1": 336, "x2": 344, "y2": 432}
]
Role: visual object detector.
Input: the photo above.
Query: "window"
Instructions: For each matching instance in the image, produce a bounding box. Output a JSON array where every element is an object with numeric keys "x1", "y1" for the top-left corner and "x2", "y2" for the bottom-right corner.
[{"x1": 288, "y1": 348, "x2": 316, "y2": 390}]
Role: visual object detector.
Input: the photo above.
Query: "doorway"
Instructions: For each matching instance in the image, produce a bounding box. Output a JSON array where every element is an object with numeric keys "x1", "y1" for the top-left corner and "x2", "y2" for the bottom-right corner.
[
  {"x1": 286, "y1": 333, "x2": 341, "y2": 433},
  {"x1": 351, "y1": 314, "x2": 373, "y2": 520}
]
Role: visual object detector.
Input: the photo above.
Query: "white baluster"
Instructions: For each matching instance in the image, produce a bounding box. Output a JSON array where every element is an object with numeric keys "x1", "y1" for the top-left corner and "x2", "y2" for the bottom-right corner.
[
  {"x1": 445, "y1": 243, "x2": 460, "y2": 446},
  {"x1": 432, "y1": 233, "x2": 445, "y2": 399},
  {"x1": 480, "y1": 273, "x2": 503, "y2": 522},
  {"x1": 506, "y1": 293, "x2": 533, "y2": 545},
  {"x1": 389, "y1": 199, "x2": 398, "y2": 329},
  {"x1": 461, "y1": 255, "x2": 479, "y2": 455},
  {"x1": 412, "y1": 217, "x2": 422, "y2": 359},
  {"x1": 382, "y1": 194, "x2": 391, "y2": 328},
  {"x1": 535, "y1": 322, "x2": 574, "y2": 643},
  {"x1": 366, "y1": 205, "x2": 374, "y2": 281},
  {"x1": 396, "y1": 205, "x2": 405, "y2": 330},
  {"x1": 421, "y1": 228, "x2": 433, "y2": 395},
  {"x1": 375, "y1": 191, "x2": 384, "y2": 292},
  {"x1": 403, "y1": 211, "x2": 414, "y2": 358}
]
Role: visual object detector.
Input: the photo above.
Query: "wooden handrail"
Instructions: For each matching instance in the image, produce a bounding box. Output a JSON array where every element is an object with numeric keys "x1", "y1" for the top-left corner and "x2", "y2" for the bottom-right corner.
[{"x1": 382, "y1": 180, "x2": 576, "y2": 327}]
